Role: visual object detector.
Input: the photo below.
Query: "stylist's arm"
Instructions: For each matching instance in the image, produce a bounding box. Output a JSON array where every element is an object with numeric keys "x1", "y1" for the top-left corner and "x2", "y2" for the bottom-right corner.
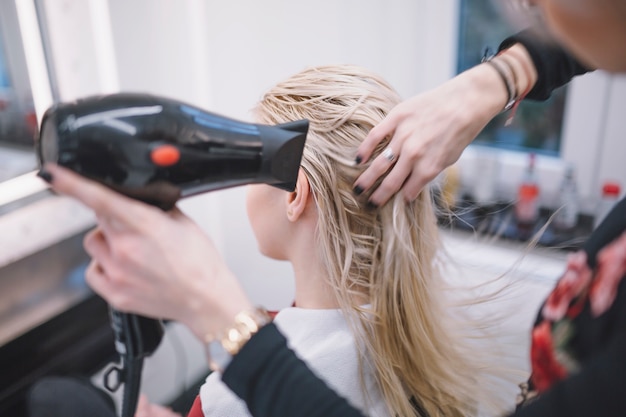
[{"x1": 42, "y1": 163, "x2": 253, "y2": 342}]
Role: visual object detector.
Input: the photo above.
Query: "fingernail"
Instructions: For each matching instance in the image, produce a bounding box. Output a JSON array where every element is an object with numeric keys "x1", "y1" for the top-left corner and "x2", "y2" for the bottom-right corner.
[
  {"x1": 355, "y1": 155, "x2": 362, "y2": 165},
  {"x1": 353, "y1": 185, "x2": 364, "y2": 196},
  {"x1": 366, "y1": 201, "x2": 378, "y2": 210},
  {"x1": 37, "y1": 169, "x2": 53, "y2": 184}
]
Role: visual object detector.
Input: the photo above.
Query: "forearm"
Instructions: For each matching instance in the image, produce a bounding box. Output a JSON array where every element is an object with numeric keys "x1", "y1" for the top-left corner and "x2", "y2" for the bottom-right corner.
[{"x1": 222, "y1": 323, "x2": 365, "y2": 417}]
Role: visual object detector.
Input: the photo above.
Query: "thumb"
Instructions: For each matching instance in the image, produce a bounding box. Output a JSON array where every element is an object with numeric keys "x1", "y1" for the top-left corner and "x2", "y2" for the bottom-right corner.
[{"x1": 134, "y1": 394, "x2": 150, "y2": 417}]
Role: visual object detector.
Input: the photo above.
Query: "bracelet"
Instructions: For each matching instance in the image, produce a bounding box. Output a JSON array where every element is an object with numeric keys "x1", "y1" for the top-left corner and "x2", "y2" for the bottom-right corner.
[
  {"x1": 498, "y1": 47, "x2": 534, "y2": 125},
  {"x1": 503, "y1": 46, "x2": 535, "y2": 95},
  {"x1": 483, "y1": 55, "x2": 517, "y2": 112},
  {"x1": 204, "y1": 306, "x2": 272, "y2": 373}
]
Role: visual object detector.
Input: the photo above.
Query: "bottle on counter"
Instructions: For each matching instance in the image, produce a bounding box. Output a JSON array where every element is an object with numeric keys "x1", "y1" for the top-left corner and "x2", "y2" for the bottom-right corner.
[
  {"x1": 553, "y1": 163, "x2": 579, "y2": 231},
  {"x1": 472, "y1": 147, "x2": 500, "y2": 207},
  {"x1": 594, "y1": 181, "x2": 621, "y2": 229},
  {"x1": 515, "y1": 153, "x2": 540, "y2": 226}
]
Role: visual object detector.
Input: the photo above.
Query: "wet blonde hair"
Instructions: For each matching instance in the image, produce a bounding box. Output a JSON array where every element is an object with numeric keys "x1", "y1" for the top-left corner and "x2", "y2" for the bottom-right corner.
[{"x1": 255, "y1": 65, "x2": 491, "y2": 417}]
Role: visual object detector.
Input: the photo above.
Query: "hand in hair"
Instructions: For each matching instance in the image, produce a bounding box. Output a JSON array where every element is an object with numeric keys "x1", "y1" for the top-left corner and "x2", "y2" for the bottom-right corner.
[{"x1": 353, "y1": 43, "x2": 536, "y2": 206}]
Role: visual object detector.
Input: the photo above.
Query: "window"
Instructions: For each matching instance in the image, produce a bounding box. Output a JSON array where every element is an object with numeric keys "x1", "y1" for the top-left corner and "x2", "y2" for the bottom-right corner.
[
  {"x1": 0, "y1": 40, "x2": 38, "y2": 148},
  {"x1": 0, "y1": 1, "x2": 40, "y2": 182},
  {"x1": 457, "y1": 0, "x2": 568, "y2": 156},
  {"x1": 450, "y1": 0, "x2": 625, "y2": 213}
]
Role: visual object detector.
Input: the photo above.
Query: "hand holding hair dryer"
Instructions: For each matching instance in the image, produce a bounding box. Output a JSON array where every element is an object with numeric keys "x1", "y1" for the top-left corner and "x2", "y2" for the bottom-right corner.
[{"x1": 34, "y1": 92, "x2": 308, "y2": 417}]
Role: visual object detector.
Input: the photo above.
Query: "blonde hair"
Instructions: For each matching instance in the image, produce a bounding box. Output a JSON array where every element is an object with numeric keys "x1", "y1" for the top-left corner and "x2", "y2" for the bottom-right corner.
[{"x1": 255, "y1": 65, "x2": 494, "y2": 417}]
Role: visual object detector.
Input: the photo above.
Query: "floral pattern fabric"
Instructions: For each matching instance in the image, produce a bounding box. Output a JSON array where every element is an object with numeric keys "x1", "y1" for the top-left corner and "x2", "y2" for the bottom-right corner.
[{"x1": 528, "y1": 231, "x2": 626, "y2": 394}]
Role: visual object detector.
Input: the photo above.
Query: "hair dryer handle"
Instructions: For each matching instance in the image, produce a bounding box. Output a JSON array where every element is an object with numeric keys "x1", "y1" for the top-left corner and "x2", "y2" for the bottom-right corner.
[
  {"x1": 109, "y1": 309, "x2": 164, "y2": 360},
  {"x1": 104, "y1": 310, "x2": 164, "y2": 417}
]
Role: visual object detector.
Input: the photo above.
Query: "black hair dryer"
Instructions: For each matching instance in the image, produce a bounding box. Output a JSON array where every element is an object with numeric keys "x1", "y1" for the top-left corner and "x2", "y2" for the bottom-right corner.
[
  {"x1": 37, "y1": 92, "x2": 308, "y2": 209},
  {"x1": 35, "y1": 92, "x2": 308, "y2": 417}
]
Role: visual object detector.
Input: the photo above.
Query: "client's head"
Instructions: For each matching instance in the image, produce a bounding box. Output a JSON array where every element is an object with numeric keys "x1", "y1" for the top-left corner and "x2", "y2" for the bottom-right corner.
[
  {"x1": 253, "y1": 64, "x2": 438, "y2": 295},
  {"x1": 252, "y1": 65, "x2": 477, "y2": 417}
]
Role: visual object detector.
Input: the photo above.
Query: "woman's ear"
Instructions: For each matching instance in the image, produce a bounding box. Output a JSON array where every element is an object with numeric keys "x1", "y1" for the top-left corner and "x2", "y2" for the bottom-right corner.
[{"x1": 286, "y1": 169, "x2": 311, "y2": 222}]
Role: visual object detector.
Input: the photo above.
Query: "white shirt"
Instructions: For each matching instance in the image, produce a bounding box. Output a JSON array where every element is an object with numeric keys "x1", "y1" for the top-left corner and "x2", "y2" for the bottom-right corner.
[{"x1": 199, "y1": 306, "x2": 390, "y2": 417}]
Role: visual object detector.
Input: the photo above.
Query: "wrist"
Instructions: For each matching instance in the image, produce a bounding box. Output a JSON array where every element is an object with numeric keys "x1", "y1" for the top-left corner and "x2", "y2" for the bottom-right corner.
[
  {"x1": 499, "y1": 43, "x2": 538, "y2": 96},
  {"x1": 461, "y1": 63, "x2": 509, "y2": 123},
  {"x1": 476, "y1": 42, "x2": 538, "y2": 125},
  {"x1": 204, "y1": 306, "x2": 272, "y2": 373},
  {"x1": 183, "y1": 271, "x2": 255, "y2": 343}
]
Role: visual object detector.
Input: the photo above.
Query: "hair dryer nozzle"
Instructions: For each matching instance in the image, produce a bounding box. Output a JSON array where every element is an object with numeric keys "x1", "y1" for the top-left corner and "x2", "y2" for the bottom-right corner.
[
  {"x1": 259, "y1": 120, "x2": 308, "y2": 192},
  {"x1": 36, "y1": 93, "x2": 309, "y2": 209}
]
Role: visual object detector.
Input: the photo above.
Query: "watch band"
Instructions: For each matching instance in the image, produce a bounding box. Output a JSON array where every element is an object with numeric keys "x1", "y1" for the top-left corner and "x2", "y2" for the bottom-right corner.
[{"x1": 205, "y1": 307, "x2": 272, "y2": 373}]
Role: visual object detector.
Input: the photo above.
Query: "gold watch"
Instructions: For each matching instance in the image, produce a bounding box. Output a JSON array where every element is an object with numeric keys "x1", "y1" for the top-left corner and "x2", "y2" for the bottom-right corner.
[{"x1": 205, "y1": 307, "x2": 272, "y2": 373}]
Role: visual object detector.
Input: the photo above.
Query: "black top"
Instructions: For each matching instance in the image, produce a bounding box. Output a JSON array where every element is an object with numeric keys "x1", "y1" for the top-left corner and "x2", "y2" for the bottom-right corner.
[
  {"x1": 221, "y1": 35, "x2": 623, "y2": 417},
  {"x1": 498, "y1": 27, "x2": 591, "y2": 100},
  {"x1": 511, "y1": 197, "x2": 626, "y2": 417}
]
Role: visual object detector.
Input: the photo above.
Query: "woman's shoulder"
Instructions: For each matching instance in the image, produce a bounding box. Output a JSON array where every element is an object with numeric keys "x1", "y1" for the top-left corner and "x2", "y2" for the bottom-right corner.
[
  {"x1": 272, "y1": 307, "x2": 391, "y2": 416},
  {"x1": 273, "y1": 307, "x2": 355, "y2": 355}
]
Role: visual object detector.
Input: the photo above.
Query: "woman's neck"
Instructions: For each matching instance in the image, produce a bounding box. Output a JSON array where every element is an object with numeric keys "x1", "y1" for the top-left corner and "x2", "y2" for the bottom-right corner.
[
  {"x1": 289, "y1": 250, "x2": 370, "y2": 309},
  {"x1": 286, "y1": 212, "x2": 367, "y2": 309},
  {"x1": 290, "y1": 254, "x2": 339, "y2": 309}
]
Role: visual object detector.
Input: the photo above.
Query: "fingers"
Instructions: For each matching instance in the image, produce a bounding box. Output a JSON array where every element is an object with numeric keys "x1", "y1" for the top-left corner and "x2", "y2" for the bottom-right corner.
[
  {"x1": 356, "y1": 113, "x2": 397, "y2": 163},
  {"x1": 43, "y1": 163, "x2": 148, "y2": 229},
  {"x1": 367, "y1": 157, "x2": 413, "y2": 205},
  {"x1": 83, "y1": 227, "x2": 117, "y2": 269},
  {"x1": 354, "y1": 144, "x2": 398, "y2": 194},
  {"x1": 85, "y1": 259, "x2": 116, "y2": 304},
  {"x1": 135, "y1": 394, "x2": 181, "y2": 417},
  {"x1": 354, "y1": 141, "x2": 437, "y2": 206},
  {"x1": 135, "y1": 394, "x2": 182, "y2": 417},
  {"x1": 86, "y1": 258, "x2": 138, "y2": 313},
  {"x1": 83, "y1": 228, "x2": 129, "y2": 308},
  {"x1": 135, "y1": 394, "x2": 150, "y2": 417},
  {"x1": 398, "y1": 170, "x2": 432, "y2": 203},
  {"x1": 84, "y1": 227, "x2": 107, "y2": 257}
]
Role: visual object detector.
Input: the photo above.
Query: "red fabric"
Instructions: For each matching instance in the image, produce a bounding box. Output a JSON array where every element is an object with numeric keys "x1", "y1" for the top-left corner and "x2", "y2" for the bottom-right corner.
[{"x1": 186, "y1": 395, "x2": 204, "y2": 417}]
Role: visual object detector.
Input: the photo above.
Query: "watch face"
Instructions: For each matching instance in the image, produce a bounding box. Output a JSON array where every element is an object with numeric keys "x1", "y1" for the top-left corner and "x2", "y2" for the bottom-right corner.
[{"x1": 207, "y1": 339, "x2": 232, "y2": 373}]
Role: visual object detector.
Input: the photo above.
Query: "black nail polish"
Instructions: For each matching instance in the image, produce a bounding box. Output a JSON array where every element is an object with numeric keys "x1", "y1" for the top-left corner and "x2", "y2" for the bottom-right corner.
[
  {"x1": 355, "y1": 155, "x2": 362, "y2": 165},
  {"x1": 37, "y1": 169, "x2": 53, "y2": 184},
  {"x1": 366, "y1": 201, "x2": 378, "y2": 210},
  {"x1": 353, "y1": 185, "x2": 364, "y2": 196}
]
